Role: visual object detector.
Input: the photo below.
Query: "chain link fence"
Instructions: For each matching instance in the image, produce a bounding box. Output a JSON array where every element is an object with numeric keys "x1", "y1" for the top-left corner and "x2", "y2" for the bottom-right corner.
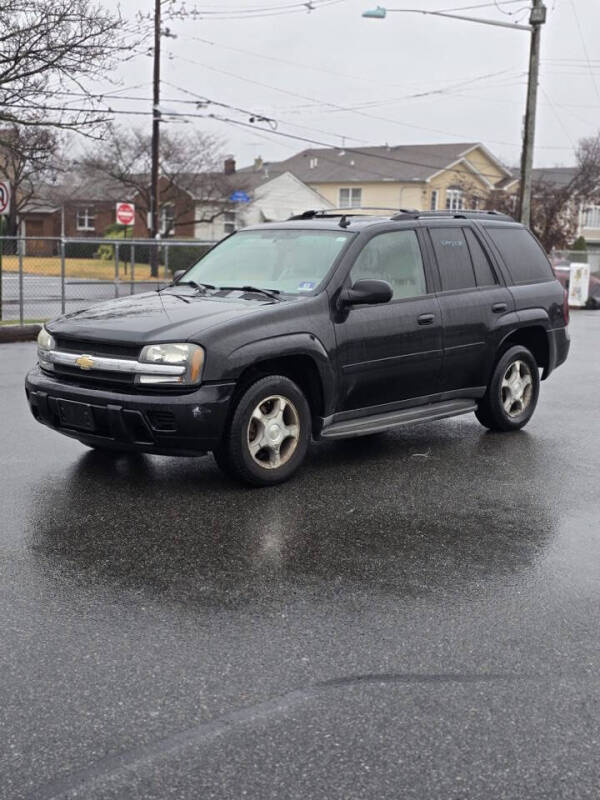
[
  {"x1": 0, "y1": 236, "x2": 217, "y2": 324},
  {"x1": 3, "y1": 237, "x2": 599, "y2": 324}
]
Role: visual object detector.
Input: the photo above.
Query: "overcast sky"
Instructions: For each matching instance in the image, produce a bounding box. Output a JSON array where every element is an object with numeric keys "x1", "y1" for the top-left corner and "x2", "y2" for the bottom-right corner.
[{"x1": 102, "y1": 0, "x2": 600, "y2": 171}]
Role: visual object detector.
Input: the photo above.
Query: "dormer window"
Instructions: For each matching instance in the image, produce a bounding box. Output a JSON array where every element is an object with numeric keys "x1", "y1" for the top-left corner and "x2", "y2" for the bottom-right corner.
[{"x1": 309, "y1": 157, "x2": 318, "y2": 169}]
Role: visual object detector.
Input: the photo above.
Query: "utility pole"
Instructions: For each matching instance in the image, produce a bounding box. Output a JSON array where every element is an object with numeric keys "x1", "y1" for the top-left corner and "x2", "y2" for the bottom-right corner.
[
  {"x1": 518, "y1": 0, "x2": 546, "y2": 227},
  {"x1": 150, "y1": 0, "x2": 161, "y2": 277}
]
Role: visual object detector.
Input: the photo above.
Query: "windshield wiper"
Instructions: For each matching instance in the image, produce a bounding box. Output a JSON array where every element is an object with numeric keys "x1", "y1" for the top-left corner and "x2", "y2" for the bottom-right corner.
[
  {"x1": 176, "y1": 280, "x2": 215, "y2": 292},
  {"x1": 156, "y1": 280, "x2": 214, "y2": 295},
  {"x1": 219, "y1": 285, "x2": 281, "y2": 301}
]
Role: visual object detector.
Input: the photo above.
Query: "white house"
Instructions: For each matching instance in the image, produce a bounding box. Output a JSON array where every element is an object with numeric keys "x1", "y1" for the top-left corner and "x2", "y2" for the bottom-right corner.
[{"x1": 194, "y1": 170, "x2": 333, "y2": 241}]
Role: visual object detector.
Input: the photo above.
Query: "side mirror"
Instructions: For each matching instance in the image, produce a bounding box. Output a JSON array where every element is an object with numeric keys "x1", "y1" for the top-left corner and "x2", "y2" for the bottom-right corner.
[
  {"x1": 172, "y1": 269, "x2": 186, "y2": 283},
  {"x1": 339, "y1": 279, "x2": 393, "y2": 308}
]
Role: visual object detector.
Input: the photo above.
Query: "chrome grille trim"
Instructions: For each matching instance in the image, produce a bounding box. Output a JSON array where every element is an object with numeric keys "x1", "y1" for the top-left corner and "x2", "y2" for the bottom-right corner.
[{"x1": 39, "y1": 350, "x2": 185, "y2": 376}]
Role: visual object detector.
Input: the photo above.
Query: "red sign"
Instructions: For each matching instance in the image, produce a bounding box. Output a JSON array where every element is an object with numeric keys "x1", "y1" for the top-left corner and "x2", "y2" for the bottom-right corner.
[
  {"x1": 116, "y1": 202, "x2": 135, "y2": 226},
  {"x1": 0, "y1": 181, "x2": 10, "y2": 215}
]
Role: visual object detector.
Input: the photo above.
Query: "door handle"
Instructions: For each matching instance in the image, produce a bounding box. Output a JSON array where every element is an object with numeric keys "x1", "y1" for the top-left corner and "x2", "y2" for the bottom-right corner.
[
  {"x1": 417, "y1": 313, "x2": 435, "y2": 325},
  {"x1": 492, "y1": 302, "x2": 507, "y2": 313}
]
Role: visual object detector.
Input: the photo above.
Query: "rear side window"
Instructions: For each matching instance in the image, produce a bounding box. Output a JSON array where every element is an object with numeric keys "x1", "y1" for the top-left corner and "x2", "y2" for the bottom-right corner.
[
  {"x1": 485, "y1": 227, "x2": 553, "y2": 283},
  {"x1": 464, "y1": 228, "x2": 497, "y2": 287},
  {"x1": 429, "y1": 228, "x2": 476, "y2": 291}
]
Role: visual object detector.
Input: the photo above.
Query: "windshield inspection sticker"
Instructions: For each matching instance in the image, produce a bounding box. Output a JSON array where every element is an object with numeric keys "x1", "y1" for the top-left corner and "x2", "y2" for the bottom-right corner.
[{"x1": 298, "y1": 281, "x2": 316, "y2": 291}]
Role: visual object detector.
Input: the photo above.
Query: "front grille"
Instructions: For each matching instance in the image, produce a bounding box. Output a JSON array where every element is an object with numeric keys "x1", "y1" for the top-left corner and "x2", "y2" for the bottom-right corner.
[
  {"x1": 47, "y1": 337, "x2": 141, "y2": 390},
  {"x1": 54, "y1": 337, "x2": 141, "y2": 360},
  {"x1": 50, "y1": 364, "x2": 135, "y2": 387}
]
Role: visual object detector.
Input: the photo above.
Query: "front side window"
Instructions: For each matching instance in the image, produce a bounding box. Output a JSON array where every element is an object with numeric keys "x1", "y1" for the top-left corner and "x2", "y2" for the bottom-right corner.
[
  {"x1": 76, "y1": 207, "x2": 95, "y2": 231},
  {"x1": 350, "y1": 230, "x2": 427, "y2": 300},
  {"x1": 339, "y1": 187, "x2": 362, "y2": 209},
  {"x1": 185, "y1": 229, "x2": 353, "y2": 295},
  {"x1": 429, "y1": 228, "x2": 476, "y2": 291},
  {"x1": 445, "y1": 189, "x2": 464, "y2": 211}
]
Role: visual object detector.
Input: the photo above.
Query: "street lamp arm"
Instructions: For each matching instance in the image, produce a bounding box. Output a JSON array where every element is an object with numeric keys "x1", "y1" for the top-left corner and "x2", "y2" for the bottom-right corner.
[{"x1": 363, "y1": 6, "x2": 532, "y2": 31}]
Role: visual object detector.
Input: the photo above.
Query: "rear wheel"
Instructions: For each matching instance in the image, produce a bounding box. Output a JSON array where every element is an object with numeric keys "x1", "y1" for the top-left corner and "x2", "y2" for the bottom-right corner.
[
  {"x1": 213, "y1": 375, "x2": 311, "y2": 486},
  {"x1": 476, "y1": 345, "x2": 540, "y2": 432}
]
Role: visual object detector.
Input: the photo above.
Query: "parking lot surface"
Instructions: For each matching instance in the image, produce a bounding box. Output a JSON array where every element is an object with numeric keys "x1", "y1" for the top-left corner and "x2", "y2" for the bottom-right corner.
[{"x1": 1, "y1": 311, "x2": 599, "y2": 800}]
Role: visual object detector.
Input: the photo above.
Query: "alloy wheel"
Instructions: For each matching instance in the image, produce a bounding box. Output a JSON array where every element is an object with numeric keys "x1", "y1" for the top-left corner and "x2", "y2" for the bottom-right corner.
[
  {"x1": 501, "y1": 360, "x2": 533, "y2": 418},
  {"x1": 246, "y1": 395, "x2": 300, "y2": 469}
]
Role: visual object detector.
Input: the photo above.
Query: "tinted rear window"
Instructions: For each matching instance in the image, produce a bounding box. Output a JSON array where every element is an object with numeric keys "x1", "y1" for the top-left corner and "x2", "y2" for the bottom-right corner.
[
  {"x1": 464, "y1": 228, "x2": 497, "y2": 287},
  {"x1": 485, "y1": 227, "x2": 553, "y2": 283},
  {"x1": 429, "y1": 228, "x2": 476, "y2": 291}
]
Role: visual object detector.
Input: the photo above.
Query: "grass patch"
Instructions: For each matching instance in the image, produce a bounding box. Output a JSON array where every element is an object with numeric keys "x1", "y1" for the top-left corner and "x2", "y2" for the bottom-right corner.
[
  {"x1": 0, "y1": 255, "x2": 166, "y2": 282},
  {"x1": 0, "y1": 318, "x2": 46, "y2": 326}
]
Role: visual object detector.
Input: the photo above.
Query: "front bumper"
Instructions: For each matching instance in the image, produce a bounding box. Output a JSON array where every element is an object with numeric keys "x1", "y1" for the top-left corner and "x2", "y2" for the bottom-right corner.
[{"x1": 25, "y1": 366, "x2": 235, "y2": 456}]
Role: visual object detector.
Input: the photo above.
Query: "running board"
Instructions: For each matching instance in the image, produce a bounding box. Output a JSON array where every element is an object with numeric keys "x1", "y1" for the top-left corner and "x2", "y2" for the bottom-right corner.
[{"x1": 320, "y1": 399, "x2": 478, "y2": 440}]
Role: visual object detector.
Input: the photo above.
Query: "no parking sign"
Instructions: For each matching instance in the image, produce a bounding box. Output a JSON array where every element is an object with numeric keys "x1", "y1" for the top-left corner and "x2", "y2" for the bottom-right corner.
[{"x1": 0, "y1": 181, "x2": 10, "y2": 215}]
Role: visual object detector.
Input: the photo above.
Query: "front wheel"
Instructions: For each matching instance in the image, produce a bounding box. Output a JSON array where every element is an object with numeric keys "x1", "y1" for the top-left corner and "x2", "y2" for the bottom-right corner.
[
  {"x1": 213, "y1": 375, "x2": 311, "y2": 486},
  {"x1": 475, "y1": 345, "x2": 540, "y2": 432}
]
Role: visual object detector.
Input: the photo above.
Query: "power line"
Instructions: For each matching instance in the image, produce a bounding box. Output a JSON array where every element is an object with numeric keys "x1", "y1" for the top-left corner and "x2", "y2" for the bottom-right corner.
[
  {"x1": 158, "y1": 0, "x2": 345, "y2": 21},
  {"x1": 160, "y1": 80, "x2": 369, "y2": 144},
  {"x1": 164, "y1": 48, "x2": 529, "y2": 149}
]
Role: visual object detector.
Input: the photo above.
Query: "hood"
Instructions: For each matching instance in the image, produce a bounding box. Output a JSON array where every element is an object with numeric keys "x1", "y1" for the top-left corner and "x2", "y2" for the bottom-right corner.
[{"x1": 46, "y1": 290, "x2": 271, "y2": 344}]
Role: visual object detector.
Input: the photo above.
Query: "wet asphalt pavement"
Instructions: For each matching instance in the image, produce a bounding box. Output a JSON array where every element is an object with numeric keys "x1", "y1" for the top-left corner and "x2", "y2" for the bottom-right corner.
[{"x1": 1, "y1": 312, "x2": 599, "y2": 800}]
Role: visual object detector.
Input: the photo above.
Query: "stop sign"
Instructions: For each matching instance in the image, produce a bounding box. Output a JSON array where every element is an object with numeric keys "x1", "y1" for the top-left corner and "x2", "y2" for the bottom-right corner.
[{"x1": 116, "y1": 202, "x2": 135, "y2": 226}]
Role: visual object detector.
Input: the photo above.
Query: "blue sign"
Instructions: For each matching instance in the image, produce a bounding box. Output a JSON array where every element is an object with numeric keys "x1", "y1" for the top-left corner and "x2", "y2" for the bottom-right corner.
[{"x1": 230, "y1": 190, "x2": 250, "y2": 204}]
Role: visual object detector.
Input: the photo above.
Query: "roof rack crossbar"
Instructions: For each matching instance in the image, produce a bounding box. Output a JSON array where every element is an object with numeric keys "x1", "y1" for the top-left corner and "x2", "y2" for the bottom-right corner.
[
  {"x1": 287, "y1": 206, "x2": 420, "y2": 220},
  {"x1": 390, "y1": 209, "x2": 514, "y2": 222},
  {"x1": 287, "y1": 208, "x2": 514, "y2": 223}
]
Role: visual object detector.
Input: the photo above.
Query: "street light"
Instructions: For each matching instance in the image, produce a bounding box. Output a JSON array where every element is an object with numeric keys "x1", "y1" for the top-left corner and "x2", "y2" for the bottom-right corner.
[{"x1": 362, "y1": 2, "x2": 547, "y2": 227}]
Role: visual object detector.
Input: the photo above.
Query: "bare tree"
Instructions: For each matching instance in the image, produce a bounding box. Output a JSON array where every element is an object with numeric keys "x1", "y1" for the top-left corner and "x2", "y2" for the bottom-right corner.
[
  {"x1": 0, "y1": 125, "x2": 62, "y2": 234},
  {"x1": 0, "y1": 0, "x2": 137, "y2": 133},
  {"x1": 486, "y1": 133, "x2": 600, "y2": 251},
  {"x1": 79, "y1": 125, "x2": 244, "y2": 275}
]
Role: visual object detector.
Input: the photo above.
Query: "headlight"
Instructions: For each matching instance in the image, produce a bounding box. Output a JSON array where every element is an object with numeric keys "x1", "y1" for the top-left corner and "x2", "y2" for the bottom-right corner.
[
  {"x1": 137, "y1": 343, "x2": 204, "y2": 386},
  {"x1": 37, "y1": 327, "x2": 55, "y2": 352},
  {"x1": 37, "y1": 327, "x2": 56, "y2": 370}
]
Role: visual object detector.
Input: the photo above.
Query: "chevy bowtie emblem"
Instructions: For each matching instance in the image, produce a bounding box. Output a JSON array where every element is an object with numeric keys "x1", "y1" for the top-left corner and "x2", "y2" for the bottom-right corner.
[{"x1": 75, "y1": 354, "x2": 95, "y2": 370}]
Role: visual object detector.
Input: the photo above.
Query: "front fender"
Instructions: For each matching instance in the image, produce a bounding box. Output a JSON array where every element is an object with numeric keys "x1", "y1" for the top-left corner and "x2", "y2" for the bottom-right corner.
[{"x1": 222, "y1": 332, "x2": 337, "y2": 416}]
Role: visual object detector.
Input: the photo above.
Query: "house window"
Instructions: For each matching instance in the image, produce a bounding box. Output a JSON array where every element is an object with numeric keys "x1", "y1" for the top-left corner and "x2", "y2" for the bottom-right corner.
[
  {"x1": 445, "y1": 189, "x2": 465, "y2": 211},
  {"x1": 430, "y1": 190, "x2": 439, "y2": 211},
  {"x1": 224, "y1": 210, "x2": 237, "y2": 234},
  {"x1": 309, "y1": 157, "x2": 318, "y2": 169},
  {"x1": 160, "y1": 203, "x2": 175, "y2": 236},
  {"x1": 583, "y1": 205, "x2": 600, "y2": 228},
  {"x1": 339, "y1": 187, "x2": 362, "y2": 209},
  {"x1": 76, "y1": 207, "x2": 95, "y2": 231}
]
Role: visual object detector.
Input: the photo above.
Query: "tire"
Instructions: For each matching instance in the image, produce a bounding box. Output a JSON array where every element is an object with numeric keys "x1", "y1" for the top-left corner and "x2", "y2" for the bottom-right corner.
[
  {"x1": 475, "y1": 345, "x2": 540, "y2": 432},
  {"x1": 213, "y1": 375, "x2": 311, "y2": 486}
]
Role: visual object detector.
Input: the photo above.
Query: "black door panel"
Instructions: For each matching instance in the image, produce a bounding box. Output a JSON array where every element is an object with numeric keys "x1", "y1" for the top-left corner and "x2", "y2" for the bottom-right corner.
[
  {"x1": 336, "y1": 298, "x2": 443, "y2": 410},
  {"x1": 334, "y1": 228, "x2": 443, "y2": 412},
  {"x1": 428, "y1": 225, "x2": 514, "y2": 393}
]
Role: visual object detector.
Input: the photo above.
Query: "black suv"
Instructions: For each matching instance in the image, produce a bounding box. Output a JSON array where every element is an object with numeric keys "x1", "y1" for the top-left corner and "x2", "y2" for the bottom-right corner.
[{"x1": 26, "y1": 210, "x2": 570, "y2": 485}]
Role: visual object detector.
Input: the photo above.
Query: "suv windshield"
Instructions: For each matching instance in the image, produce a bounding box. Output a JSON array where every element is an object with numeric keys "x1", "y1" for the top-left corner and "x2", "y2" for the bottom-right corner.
[{"x1": 183, "y1": 228, "x2": 353, "y2": 295}]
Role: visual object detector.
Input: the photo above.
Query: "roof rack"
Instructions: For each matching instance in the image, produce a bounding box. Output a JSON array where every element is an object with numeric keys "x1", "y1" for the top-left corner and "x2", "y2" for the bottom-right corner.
[
  {"x1": 287, "y1": 208, "x2": 515, "y2": 223},
  {"x1": 287, "y1": 206, "x2": 418, "y2": 220},
  {"x1": 390, "y1": 209, "x2": 514, "y2": 222}
]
